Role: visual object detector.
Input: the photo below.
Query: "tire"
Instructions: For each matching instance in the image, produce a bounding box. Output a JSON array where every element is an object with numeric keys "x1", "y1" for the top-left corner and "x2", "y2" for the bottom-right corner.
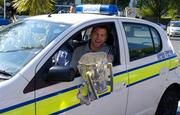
[{"x1": 155, "y1": 88, "x2": 179, "y2": 115}]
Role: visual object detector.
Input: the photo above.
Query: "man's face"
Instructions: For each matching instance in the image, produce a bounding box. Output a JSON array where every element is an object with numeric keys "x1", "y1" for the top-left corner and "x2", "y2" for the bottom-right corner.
[{"x1": 91, "y1": 27, "x2": 107, "y2": 49}]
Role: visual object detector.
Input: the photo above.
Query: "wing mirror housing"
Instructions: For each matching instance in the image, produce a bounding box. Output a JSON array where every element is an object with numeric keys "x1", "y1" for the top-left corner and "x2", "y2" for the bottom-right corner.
[{"x1": 46, "y1": 66, "x2": 75, "y2": 82}]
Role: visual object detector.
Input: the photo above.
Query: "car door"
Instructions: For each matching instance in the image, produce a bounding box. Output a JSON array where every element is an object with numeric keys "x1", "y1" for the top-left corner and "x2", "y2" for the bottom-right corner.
[
  {"x1": 0, "y1": 74, "x2": 35, "y2": 115},
  {"x1": 31, "y1": 19, "x2": 128, "y2": 115},
  {"x1": 121, "y1": 21, "x2": 166, "y2": 115}
]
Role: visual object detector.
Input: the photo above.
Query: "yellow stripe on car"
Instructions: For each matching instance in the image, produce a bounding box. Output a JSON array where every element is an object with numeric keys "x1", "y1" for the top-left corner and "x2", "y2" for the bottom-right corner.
[{"x1": 1, "y1": 57, "x2": 178, "y2": 115}]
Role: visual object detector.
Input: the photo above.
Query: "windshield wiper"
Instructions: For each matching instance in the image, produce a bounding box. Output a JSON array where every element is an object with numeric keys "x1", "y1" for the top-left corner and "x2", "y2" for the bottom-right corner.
[
  {"x1": 0, "y1": 76, "x2": 11, "y2": 80},
  {"x1": 0, "y1": 70, "x2": 12, "y2": 76}
]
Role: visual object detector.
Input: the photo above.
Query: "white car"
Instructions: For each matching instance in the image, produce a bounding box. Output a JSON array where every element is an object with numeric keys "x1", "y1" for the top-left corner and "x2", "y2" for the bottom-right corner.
[
  {"x1": 0, "y1": 13, "x2": 180, "y2": 115},
  {"x1": 167, "y1": 21, "x2": 180, "y2": 37}
]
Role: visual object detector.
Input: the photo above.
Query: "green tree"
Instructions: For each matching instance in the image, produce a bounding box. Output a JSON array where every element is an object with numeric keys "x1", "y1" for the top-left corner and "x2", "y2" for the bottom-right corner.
[
  {"x1": 118, "y1": 0, "x2": 130, "y2": 10},
  {"x1": 0, "y1": 0, "x2": 3, "y2": 6},
  {"x1": 142, "y1": 0, "x2": 169, "y2": 17},
  {"x1": 169, "y1": 0, "x2": 180, "y2": 19},
  {"x1": 140, "y1": 0, "x2": 180, "y2": 20},
  {"x1": 0, "y1": 0, "x2": 16, "y2": 20},
  {"x1": 12, "y1": 0, "x2": 56, "y2": 16}
]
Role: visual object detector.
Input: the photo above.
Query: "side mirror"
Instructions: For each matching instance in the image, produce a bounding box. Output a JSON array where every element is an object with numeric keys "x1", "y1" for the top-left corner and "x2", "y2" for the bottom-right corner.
[{"x1": 46, "y1": 66, "x2": 75, "y2": 82}]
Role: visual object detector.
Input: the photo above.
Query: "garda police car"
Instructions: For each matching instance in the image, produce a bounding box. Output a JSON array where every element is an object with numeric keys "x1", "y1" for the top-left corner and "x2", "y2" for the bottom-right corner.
[{"x1": 0, "y1": 5, "x2": 180, "y2": 115}]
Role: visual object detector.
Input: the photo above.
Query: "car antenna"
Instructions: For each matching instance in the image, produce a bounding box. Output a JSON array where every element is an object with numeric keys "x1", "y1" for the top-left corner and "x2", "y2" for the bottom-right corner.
[{"x1": 48, "y1": 13, "x2": 52, "y2": 17}]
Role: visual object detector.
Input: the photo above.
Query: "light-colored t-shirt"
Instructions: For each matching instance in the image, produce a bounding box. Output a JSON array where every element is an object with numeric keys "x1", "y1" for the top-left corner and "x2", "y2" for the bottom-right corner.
[{"x1": 70, "y1": 43, "x2": 112, "y2": 69}]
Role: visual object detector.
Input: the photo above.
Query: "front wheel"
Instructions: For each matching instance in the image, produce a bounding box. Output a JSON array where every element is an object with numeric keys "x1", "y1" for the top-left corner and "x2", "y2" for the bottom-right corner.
[{"x1": 155, "y1": 88, "x2": 179, "y2": 115}]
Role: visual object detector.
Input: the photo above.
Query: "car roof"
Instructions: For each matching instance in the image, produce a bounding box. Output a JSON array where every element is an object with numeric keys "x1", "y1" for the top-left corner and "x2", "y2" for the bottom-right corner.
[
  {"x1": 27, "y1": 14, "x2": 109, "y2": 24},
  {"x1": 26, "y1": 13, "x2": 149, "y2": 25}
]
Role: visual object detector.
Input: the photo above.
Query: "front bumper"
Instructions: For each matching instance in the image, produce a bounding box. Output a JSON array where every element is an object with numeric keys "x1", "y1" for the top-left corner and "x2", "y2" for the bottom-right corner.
[{"x1": 170, "y1": 30, "x2": 180, "y2": 36}]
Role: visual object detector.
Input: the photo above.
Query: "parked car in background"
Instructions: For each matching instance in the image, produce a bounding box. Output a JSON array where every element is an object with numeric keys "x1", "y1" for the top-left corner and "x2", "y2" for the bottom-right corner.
[
  {"x1": 0, "y1": 18, "x2": 10, "y2": 26},
  {"x1": 0, "y1": 18, "x2": 10, "y2": 29},
  {"x1": 167, "y1": 21, "x2": 180, "y2": 37}
]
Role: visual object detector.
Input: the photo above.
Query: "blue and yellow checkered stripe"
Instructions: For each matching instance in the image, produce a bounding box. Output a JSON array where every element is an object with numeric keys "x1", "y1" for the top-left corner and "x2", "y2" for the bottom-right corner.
[{"x1": 0, "y1": 55, "x2": 179, "y2": 115}]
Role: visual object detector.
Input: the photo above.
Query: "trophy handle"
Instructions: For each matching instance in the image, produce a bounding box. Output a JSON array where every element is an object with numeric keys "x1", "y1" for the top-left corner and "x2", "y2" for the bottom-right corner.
[
  {"x1": 86, "y1": 71, "x2": 99, "y2": 99},
  {"x1": 107, "y1": 63, "x2": 113, "y2": 92}
]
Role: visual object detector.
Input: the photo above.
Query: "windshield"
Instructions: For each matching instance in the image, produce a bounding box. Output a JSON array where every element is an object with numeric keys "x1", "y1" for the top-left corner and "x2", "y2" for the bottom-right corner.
[
  {"x1": 0, "y1": 20, "x2": 70, "y2": 79},
  {"x1": 172, "y1": 22, "x2": 180, "y2": 27}
]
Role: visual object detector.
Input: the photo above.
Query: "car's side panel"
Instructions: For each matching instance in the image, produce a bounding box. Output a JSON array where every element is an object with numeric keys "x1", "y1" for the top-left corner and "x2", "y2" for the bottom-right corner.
[
  {"x1": 0, "y1": 74, "x2": 35, "y2": 115},
  {"x1": 119, "y1": 20, "x2": 178, "y2": 115},
  {"x1": 1, "y1": 57, "x2": 177, "y2": 115}
]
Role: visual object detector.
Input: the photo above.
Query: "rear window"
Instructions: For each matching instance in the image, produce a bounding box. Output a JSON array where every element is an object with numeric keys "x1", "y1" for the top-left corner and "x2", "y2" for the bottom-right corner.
[{"x1": 123, "y1": 23, "x2": 162, "y2": 61}]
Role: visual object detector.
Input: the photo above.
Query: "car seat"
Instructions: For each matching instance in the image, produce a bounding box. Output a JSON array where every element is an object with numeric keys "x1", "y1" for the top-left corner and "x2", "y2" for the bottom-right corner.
[{"x1": 55, "y1": 33, "x2": 83, "y2": 66}]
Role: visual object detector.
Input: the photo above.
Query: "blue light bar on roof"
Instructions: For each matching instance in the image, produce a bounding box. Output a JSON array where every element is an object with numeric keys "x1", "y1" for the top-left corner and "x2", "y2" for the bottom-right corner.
[{"x1": 76, "y1": 4, "x2": 118, "y2": 15}]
